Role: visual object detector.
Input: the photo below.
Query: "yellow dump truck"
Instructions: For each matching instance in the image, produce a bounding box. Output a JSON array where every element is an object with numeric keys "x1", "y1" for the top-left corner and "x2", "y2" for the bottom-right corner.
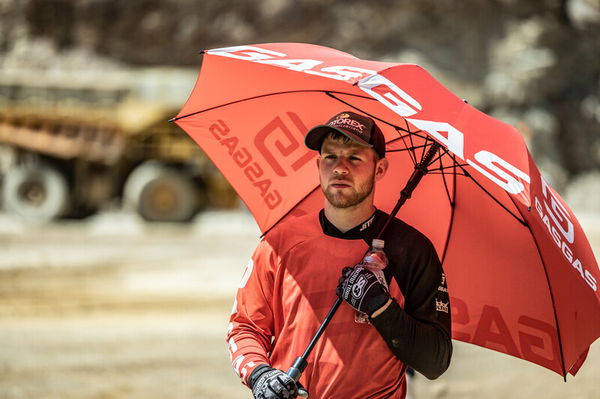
[{"x1": 0, "y1": 67, "x2": 237, "y2": 223}]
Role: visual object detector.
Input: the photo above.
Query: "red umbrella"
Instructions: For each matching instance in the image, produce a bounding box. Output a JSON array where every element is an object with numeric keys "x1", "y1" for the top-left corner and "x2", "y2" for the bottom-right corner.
[{"x1": 172, "y1": 43, "x2": 600, "y2": 377}]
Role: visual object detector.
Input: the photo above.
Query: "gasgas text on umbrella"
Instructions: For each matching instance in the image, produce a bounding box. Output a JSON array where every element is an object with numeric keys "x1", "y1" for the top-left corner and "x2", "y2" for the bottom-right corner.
[
  {"x1": 209, "y1": 45, "x2": 531, "y2": 200},
  {"x1": 535, "y1": 176, "x2": 597, "y2": 291}
]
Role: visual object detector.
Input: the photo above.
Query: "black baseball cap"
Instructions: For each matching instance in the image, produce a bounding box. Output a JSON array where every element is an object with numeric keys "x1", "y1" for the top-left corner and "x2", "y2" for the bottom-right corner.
[{"x1": 304, "y1": 111, "x2": 386, "y2": 158}]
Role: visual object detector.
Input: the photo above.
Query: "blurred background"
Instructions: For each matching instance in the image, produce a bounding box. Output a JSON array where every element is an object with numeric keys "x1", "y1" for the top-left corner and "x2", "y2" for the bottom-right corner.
[{"x1": 0, "y1": 0, "x2": 598, "y2": 398}]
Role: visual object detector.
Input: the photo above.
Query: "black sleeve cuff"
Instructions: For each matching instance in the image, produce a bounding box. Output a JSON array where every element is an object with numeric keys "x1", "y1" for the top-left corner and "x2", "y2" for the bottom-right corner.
[{"x1": 369, "y1": 299, "x2": 452, "y2": 380}]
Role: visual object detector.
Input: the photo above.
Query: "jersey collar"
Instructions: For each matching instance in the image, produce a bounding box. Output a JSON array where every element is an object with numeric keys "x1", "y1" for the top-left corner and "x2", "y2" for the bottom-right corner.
[{"x1": 319, "y1": 209, "x2": 383, "y2": 240}]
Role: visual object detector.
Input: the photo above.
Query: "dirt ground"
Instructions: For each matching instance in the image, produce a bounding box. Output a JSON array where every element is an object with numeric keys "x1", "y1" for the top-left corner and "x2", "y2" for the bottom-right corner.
[{"x1": 0, "y1": 210, "x2": 598, "y2": 399}]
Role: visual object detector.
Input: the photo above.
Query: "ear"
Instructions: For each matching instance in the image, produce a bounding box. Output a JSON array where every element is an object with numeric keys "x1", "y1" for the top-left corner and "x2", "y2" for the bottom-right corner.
[
  {"x1": 375, "y1": 158, "x2": 389, "y2": 182},
  {"x1": 316, "y1": 156, "x2": 321, "y2": 169}
]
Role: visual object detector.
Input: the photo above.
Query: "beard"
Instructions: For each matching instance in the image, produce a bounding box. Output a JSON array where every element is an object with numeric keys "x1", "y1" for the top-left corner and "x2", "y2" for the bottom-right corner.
[{"x1": 322, "y1": 173, "x2": 375, "y2": 209}]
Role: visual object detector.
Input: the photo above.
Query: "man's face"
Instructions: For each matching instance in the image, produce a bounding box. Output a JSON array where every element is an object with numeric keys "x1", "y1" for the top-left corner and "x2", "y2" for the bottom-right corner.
[{"x1": 317, "y1": 135, "x2": 387, "y2": 209}]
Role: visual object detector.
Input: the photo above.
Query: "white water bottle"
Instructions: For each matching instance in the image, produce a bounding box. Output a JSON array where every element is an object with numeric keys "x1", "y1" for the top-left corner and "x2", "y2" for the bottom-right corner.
[{"x1": 355, "y1": 239, "x2": 389, "y2": 324}]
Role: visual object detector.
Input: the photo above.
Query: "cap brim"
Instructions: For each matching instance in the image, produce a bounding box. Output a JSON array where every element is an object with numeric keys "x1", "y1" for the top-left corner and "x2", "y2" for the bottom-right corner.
[{"x1": 304, "y1": 125, "x2": 373, "y2": 151}]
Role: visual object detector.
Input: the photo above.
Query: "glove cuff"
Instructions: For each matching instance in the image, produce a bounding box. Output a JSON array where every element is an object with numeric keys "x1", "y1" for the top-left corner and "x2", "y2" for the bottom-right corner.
[{"x1": 248, "y1": 364, "x2": 272, "y2": 389}]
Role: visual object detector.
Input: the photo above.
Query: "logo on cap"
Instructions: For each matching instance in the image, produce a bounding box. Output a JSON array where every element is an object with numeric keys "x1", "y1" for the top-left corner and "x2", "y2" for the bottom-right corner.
[
  {"x1": 304, "y1": 110, "x2": 386, "y2": 159},
  {"x1": 328, "y1": 117, "x2": 367, "y2": 135}
]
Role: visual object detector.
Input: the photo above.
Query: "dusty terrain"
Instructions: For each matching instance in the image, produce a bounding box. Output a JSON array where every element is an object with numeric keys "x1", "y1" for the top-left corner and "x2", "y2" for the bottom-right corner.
[{"x1": 0, "y1": 210, "x2": 598, "y2": 399}]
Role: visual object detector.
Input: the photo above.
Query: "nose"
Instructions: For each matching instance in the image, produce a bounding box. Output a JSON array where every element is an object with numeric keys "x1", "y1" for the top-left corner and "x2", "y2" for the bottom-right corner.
[{"x1": 333, "y1": 158, "x2": 349, "y2": 175}]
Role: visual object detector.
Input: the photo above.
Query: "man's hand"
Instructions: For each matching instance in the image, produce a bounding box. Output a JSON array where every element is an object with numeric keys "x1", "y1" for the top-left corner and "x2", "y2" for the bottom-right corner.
[
  {"x1": 336, "y1": 266, "x2": 391, "y2": 316},
  {"x1": 249, "y1": 365, "x2": 299, "y2": 399}
]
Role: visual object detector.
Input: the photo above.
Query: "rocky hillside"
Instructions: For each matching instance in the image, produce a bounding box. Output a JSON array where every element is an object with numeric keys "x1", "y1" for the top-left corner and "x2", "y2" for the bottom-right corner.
[{"x1": 1, "y1": 0, "x2": 599, "y2": 207}]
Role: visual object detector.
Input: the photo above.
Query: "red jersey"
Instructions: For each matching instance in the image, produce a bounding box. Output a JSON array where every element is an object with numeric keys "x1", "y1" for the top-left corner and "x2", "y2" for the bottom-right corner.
[{"x1": 227, "y1": 210, "x2": 451, "y2": 398}]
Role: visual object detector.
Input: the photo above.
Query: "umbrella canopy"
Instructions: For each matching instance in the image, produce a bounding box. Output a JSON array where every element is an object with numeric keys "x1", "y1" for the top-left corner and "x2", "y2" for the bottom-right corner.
[{"x1": 173, "y1": 43, "x2": 600, "y2": 377}]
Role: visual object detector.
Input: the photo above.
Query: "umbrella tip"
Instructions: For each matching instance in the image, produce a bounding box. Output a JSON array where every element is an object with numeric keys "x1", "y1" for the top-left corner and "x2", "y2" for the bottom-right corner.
[{"x1": 462, "y1": 98, "x2": 469, "y2": 104}]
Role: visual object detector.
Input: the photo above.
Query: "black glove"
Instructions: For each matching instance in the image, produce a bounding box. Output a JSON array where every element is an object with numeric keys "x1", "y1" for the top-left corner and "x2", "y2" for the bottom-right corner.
[
  {"x1": 336, "y1": 266, "x2": 390, "y2": 316},
  {"x1": 249, "y1": 365, "x2": 299, "y2": 399}
]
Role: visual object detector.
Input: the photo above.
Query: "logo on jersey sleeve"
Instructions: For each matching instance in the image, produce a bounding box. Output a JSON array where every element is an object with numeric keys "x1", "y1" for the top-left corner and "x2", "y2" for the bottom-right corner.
[{"x1": 438, "y1": 272, "x2": 448, "y2": 293}]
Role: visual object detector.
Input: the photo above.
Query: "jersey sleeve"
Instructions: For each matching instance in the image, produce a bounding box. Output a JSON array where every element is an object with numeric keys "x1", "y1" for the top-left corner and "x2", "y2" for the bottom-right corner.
[
  {"x1": 371, "y1": 230, "x2": 452, "y2": 379},
  {"x1": 403, "y1": 237, "x2": 451, "y2": 339},
  {"x1": 226, "y1": 238, "x2": 278, "y2": 386}
]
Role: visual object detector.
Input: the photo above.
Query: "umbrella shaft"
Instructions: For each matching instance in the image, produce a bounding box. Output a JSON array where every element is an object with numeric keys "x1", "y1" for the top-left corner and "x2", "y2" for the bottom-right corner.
[
  {"x1": 302, "y1": 297, "x2": 342, "y2": 360},
  {"x1": 377, "y1": 142, "x2": 441, "y2": 239},
  {"x1": 287, "y1": 298, "x2": 342, "y2": 381}
]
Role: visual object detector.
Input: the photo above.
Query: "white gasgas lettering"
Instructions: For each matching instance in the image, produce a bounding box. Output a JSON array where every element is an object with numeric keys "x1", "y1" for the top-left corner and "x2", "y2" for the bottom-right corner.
[
  {"x1": 210, "y1": 46, "x2": 374, "y2": 82},
  {"x1": 406, "y1": 118, "x2": 465, "y2": 160},
  {"x1": 207, "y1": 45, "x2": 285, "y2": 61},
  {"x1": 536, "y1": 194, "x2": 596, "y2": 292},
  {"x1": 257, "y1": 58, "x2": 323, "y2": 71},
  {"x1": 304, "y1": 65, "x2": 376, "y2": 81},
  {"x1": 585, "y1": 269, "x2": 597, "y2": 291},
  {"x1": 541, "y1": 176, "x2": 574, "y2": 244},
  {"x1": 467, "y1": 150, "x2": 530, "y2": 194},
  {"x1": 358, "y1": 74, "x2": 422, "y2": 117}
]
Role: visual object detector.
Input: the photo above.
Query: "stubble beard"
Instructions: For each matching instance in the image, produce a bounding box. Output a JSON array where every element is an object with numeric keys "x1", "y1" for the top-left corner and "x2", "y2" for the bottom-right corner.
[{"x1": 322, "y1": 173, "x2": 375, "y2": 209}]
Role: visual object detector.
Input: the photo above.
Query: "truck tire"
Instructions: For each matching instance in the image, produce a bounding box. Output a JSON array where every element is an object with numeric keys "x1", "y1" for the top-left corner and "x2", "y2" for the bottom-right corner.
[
  {"x1": 123, "y1": 161, "x2": 199, "y2": 222},
  {"x1": 2, "y1": 163, "x2": 69, "y2": 223}
]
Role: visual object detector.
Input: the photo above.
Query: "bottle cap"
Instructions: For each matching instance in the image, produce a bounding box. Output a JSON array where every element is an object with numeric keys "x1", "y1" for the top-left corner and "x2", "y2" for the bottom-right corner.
[{"x1": 372, "y1": 239, "x2": 384, "y2": 249}]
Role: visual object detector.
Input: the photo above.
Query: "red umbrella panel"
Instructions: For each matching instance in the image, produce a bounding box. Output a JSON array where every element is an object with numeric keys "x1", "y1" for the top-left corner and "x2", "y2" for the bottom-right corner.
[{"x1": 173, "y1": 43, "x2": 600, "y2": 377}]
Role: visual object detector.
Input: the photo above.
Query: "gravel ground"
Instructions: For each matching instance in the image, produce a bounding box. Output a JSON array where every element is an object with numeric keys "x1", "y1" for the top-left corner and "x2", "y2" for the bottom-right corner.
[{"x1": 0, "y1": 210, "x2": 598, "y2": 399}]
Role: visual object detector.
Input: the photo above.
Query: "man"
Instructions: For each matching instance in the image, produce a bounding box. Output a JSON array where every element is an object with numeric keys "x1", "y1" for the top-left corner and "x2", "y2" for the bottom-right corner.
[{"x1": 227, "y1": 111, "x2": 452, "y2": 398}]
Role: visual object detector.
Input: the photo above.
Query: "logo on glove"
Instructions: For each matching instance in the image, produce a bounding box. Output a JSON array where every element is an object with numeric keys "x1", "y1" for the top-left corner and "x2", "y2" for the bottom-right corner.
[{"x1": 352, "y1": 275, "x2": 368, "y2": 298}]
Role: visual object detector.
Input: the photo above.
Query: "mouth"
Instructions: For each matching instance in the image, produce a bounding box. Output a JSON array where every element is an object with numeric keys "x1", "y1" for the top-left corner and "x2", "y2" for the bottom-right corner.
[{"x1": 330, "y1": 180, "x2": 352, "y2": 189}]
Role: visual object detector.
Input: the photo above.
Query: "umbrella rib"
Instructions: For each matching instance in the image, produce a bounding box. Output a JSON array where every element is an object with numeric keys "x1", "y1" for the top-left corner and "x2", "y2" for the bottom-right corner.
[
  {"x1": 424, "y1": 143, "x2": 458, "y2": 264},
  {"x1": 386, "y1": 147, "x2": 422, "y2": 154},
  {"x1": 386, "y1": 142, "x2": 429, "y2": 154},
  {"x1": 259, "y1": 185, "x2": 321, "y2": 238},
  {"x1": 438, "y1": 148, "x2": 456, "y2": 208},
  {"x1": 171, "y1": 90, "x2": 376, "y2": 122},
  {"x1": 407, "y1": 130, "x2": 418, "y2": 166},
  {"x1": 521, "y1": 219, "x2": 569, "y2": 378},
  {"x1": 396, "y1": 129, "x2": 431, "y2": 145},
  {"x1": 427, "y1": 166, "x2": 470, "y2": 175},
  {"x1": 439, "y1": 156, "x2": 458, "y2": 264},
  {"x1": 427, "y1": 151, "x2": 450, "y2": 169},
  {"x1": 389, "y1": 129, "x2": 418, "y2": 165},
  {"x1": 452, "y1": 159, "x2": 528, "y2": 226},
  {"x1": 498, "y1": 173, "x2": 571, "y2": 377},
  {"x1": 429, "y1": 164, "x2": 469, "y2": 171}
]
